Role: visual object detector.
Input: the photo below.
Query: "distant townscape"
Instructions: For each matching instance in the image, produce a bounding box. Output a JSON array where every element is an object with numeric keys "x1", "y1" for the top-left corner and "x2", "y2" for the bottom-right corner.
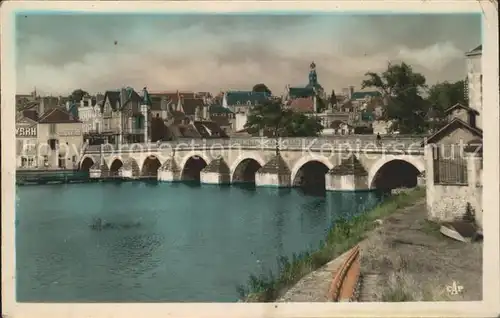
[{"x1": 15, "y1": 45, "x2": 482, "y2": 171}]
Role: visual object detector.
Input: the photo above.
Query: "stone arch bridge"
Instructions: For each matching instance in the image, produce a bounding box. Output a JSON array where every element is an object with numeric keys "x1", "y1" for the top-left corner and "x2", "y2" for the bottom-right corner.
[{"x1": 80, "y1": 136, "x2": 425, "y2": 191}]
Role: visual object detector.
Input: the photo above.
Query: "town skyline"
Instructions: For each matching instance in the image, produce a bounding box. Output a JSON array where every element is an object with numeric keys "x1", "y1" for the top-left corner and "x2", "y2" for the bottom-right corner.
[{"x1": 16, "y1": 13, "x2": 481, "y2": 95}]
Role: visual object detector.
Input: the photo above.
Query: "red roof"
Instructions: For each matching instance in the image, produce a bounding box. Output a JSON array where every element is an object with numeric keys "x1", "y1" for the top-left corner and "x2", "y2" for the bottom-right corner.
[{"x1": 289, "y1": 97, "x2": 314, "y2": 113}]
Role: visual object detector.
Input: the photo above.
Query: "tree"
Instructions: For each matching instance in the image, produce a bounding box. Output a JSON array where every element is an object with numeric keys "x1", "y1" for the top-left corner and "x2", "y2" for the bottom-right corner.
[
  {"x1": 426, "y1": 80, "x2": 467, "y2": 120},
  {"x1": 244, "y1": 99, "x2": 323, "y2": 138},
  {"x1": 316, "y1": 97, "x2": 327, "y2": 113},
  {"x1": 329, "y1": 89, "x2": 337, "y2": 106},
  {"x1": 361, "y1": 62, "x2": 429, "y2": 134},
  {"x1": 252, "y1": 83, "x2": 272, "y2": 95},
  {"x1": 69, "y1": 89, "x2": 89, "y2": 103},
  {"x1": 282, "y1": 112, "x2": 324, "y2": 137}
]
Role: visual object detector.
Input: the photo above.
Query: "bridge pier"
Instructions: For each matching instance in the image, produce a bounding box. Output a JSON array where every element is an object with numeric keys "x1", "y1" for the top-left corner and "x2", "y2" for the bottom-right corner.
[
  {"x1": 200, "y1": 157, "x2": 231, "y2": 185},
  {"x1": 157, "y1": 158, "x2": 181, "y2": 182},
  {"x1": 255, "y1": 154, "x2": 291, "y2": 188},
  {"x1": 325, "y1": 155, "x2": 369, "y2": 191},
  {"x1": 89, "y1": 160, "x2": 109, "y2": 179}
]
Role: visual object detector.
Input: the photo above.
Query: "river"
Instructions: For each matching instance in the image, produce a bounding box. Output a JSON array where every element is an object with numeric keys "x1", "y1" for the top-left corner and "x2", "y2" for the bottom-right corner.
[{"x1": 15, "y1": 182, "x2": 383, "y2": 302}]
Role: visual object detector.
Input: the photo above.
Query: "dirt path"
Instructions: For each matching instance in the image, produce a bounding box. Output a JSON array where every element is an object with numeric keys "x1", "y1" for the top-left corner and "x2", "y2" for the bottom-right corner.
[
  {"x1": 358, "y1": 198, "x2": 482, "y2": 301},
  {"x1": 278, "y1": 198, "x2": 482, "y2": 302}
]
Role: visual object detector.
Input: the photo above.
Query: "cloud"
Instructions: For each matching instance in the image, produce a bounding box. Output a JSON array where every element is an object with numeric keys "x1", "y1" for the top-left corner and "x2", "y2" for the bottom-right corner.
[
  {"x1": 397, "y1": 42, "x2": 464, "y2": 71},
  {"x1": 15, "y1": 13, "x2": 481, "y2": 96}
]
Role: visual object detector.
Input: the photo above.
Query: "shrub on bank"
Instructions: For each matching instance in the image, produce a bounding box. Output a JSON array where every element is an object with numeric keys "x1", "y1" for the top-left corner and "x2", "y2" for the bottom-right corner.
[{"x1": 237, "y1": 187, "x2": 426, "y2": 302}]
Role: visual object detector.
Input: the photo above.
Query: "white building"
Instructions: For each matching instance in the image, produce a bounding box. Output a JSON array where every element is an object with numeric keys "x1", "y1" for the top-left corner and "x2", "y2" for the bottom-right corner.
[
  {"x1": 16, "y1": 115, "x2": 39, "y2": 169},
  {"x1": 66, "y1": 95, "x2": 103, "y2": 134},
  {"x1": 465, "y1": 45, "x2": 482, "y2": 129}
]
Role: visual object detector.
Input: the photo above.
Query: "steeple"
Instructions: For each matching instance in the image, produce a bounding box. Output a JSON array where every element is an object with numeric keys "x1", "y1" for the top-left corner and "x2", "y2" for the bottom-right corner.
[
  {"x1": 142, "y1": 87, "x2": 152, "y2": 106},
  {"x1": 308, "y1": 61, "x2": 318, "y2": 88}
]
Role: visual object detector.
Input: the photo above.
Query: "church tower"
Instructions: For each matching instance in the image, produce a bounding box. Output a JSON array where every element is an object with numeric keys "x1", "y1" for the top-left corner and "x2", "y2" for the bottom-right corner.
[{"x1": 308, "y1": 62, "x2": 318, "y2": 88}]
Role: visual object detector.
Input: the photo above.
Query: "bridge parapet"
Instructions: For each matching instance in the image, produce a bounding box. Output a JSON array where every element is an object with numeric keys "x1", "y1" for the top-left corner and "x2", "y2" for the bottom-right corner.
[{"x1": 85, "y1": 136, "x2": 425, "y2": 154}]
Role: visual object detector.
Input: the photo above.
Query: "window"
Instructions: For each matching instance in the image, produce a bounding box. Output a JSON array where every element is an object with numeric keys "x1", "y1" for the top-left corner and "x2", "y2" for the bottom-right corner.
[
  {"x1": 21, "y1": 157, "x2": 27, "y2": 167},
  {"x1": 49, "y1": 124, "x2": 56, "y2": 134},
  {"x1": 433, "y1": 145, "x2": 468, "y2": 185},
  {"x1": 72, "y1": 156, "x2": 77, "y2": 163}
]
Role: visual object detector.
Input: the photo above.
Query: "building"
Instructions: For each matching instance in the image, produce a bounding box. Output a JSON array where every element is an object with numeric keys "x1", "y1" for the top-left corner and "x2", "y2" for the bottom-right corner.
[
  {"x1": 208, "y1": 105, "x2": 234, "y2": 133},
  {"x1": 465, "y1": 45, "x2": 482, "y2": 129},
  {"x1": 101, "y1": 87, "x2": 150, "y2": 144},
  {"x1": 16, "y1": 115, "x2": 39, "y2": 169},
  {"x1": 74, "y1": 95, "x2": 102, "y2": 134},
  {"x1": 283, "y1": 61, "x2": 326, "y2": 113},
  {"x1": 38, "y1": 108, "x2": 84, "y2": 169},
  {"x1": 221, "y1": 90, "x2": 271, "y2": 131},
  {"x1": 424, "y1": 44, "x2": 483, "y2": 228}
]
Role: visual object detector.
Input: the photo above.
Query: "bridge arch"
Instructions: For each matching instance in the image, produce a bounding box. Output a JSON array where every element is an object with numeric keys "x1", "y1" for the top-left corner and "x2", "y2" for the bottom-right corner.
[
  {"x1": 230, "y1": 152, "x2": 266, "y2": 184},
  {"x1": 290, "y1": 155, "x2": 334, "y2": 189},
  {"x1": 79, "y1": 155, "x2": 95, "y2": 171},
  {"x1": 109, "y1": 157, "x2": 124, "y2": 176},
  {"x1": 180, "y1": 152, "x2": 211, "y2": 182},
  {"x1": 141, "y1": 155, "x2": 162, "y2": 177},
  {"x1": 368, "y1": 155, "x2": 424, "y2": 190}
]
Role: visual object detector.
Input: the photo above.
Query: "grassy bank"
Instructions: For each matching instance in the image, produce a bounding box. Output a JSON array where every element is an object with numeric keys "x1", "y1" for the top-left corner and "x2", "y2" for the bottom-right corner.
[
  {"x1": 359, "y1": 201, "x2": 482, "y2": 302},
  {"x1": 237, "y1": 187, "x2": 426, "y2": 302}
]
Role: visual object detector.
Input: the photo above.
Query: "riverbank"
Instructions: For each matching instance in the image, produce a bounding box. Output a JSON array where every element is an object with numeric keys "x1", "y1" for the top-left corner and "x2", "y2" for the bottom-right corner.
[
  {"x1": 240, "y1": 187, "x2": 426, "y2": 302},
  {"x1": 357, "y1": 199, "x2": 482, "y2": 301}
]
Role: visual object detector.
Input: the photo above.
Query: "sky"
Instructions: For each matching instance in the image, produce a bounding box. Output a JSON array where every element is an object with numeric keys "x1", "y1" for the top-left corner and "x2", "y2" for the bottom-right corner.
[{"x1": 15, "y1": 13, "x2": 482, "y2": 96}]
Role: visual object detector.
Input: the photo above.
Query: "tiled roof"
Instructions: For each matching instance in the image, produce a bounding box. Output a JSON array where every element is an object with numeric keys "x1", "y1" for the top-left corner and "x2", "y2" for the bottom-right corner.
[
  {"x1": 102, "y1": 88, "x2": 142, "y2": 111},
  {"x1": 289, "y1": 87, "x2": 315, "y2": 98},
  {"x1": 350, "y1": 91, "x2": 381, "y2": 100},
  {"x1": 150, "y1": 91, "x2": 196, "y2": 104},
  {"x1": 445, "y1": 103, "x2": 480, "y2": 115},
  {"x1": 225, "y1": 91, "x2": 270, "y2": 106},
  {"x1": 193, "y1": 121, "x2": 229, "y2": 138},
  {"x1": 289, "y1": 97, "x2": 314, "y2": 113},
  {"x1": 182, "y1": 98, "x2": 205, "y2": 116},
  {"x1": 38, "y1": 108, "x2": 81, "y2": 124},
  {"x1": 22, "y1": 109, "x2": 39, "y2": 122},
  {"x1": 423, "y1": 117, "x2": 483, "y2": 145},
  {"x1": 465, "y1": 45, "x2": 482, "y2": 56},
  {"x1": 102, "y1": 91, "x2": 120, "y2": 110},
  {"x1": 328, "y1": 155, "x2": 368, "y2": 176},
  {"x1": 176, "y1": 123, "x2": 202, "y2": 138}
]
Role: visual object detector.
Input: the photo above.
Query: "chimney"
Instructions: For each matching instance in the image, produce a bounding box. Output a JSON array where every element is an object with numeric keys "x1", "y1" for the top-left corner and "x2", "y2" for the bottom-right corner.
[
  {"x1": 39, "y1": 98, "x2": 45, "y2": 116},
  {"x1": 349, "y1": 86, "x2": 355, "y2": 99},
  {"x1": 203, "y1": 104, "x2": 208, "y2": 120},
  {"x1": 120, "y1": 87, "x2": 127, "y2": 108}
]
